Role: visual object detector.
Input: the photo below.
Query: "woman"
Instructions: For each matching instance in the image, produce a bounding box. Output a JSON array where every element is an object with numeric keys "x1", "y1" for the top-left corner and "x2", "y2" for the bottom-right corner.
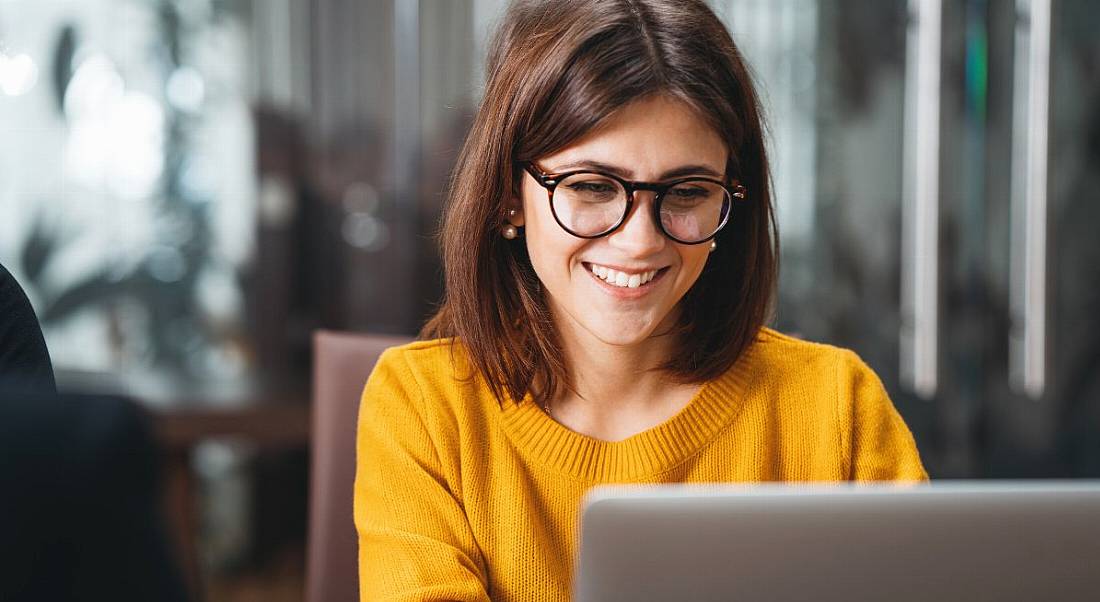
[{"x1": 354, "y1": 1, "x2": 927, "y2": 600}]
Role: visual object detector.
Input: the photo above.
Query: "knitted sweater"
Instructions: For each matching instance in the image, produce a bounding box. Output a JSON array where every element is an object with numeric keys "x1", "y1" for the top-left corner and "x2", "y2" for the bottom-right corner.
[{"x1": 354, "y1": 328, "x2": 927, "y2": 601}]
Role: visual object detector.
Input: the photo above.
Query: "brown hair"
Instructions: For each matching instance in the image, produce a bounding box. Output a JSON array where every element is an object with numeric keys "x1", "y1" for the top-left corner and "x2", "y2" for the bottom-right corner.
[{"x1": 422, "y1": 0, "x2": 777, "y2": 406}]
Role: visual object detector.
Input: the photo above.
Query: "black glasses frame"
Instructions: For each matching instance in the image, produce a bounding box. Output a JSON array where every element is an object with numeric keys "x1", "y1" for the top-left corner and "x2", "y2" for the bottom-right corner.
[{"x1": 522, "y1": 162, "x2": 747, "y2": 245}]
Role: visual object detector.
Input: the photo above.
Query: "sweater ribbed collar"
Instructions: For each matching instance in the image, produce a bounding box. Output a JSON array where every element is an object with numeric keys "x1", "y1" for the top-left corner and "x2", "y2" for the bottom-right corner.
[{"x1": 498, "y1": 339, "x2": 758, "y2": 481}]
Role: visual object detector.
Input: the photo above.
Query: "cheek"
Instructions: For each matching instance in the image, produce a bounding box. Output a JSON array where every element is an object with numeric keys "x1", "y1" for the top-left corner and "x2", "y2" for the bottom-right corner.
[
  {"x1": 521, "y1": 199, "x2": 579, "y2": 282},
  {"x1": 520, "y1": 176, "x2": 583, "y2": 256},
  {"x1": 526, "y1": 229, "x2": 585, "y2": 281}
]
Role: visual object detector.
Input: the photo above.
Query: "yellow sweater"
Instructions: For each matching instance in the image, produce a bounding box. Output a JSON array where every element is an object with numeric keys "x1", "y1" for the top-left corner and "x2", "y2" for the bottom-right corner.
[{"x1": 354, "y1": 328, "x2": 927, "y2": 601}]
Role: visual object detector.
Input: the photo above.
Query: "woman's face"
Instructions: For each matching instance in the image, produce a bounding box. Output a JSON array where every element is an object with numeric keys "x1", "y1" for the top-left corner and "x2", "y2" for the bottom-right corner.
[{"x1": 511, "y1": 94, "x2": 728, "y2": 349}]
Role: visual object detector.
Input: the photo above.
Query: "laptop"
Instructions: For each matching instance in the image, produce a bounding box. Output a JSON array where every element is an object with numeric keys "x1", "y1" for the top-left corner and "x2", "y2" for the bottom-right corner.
[{"x1": 575, "y1": 482, "x2": 1100, "y2": 602}]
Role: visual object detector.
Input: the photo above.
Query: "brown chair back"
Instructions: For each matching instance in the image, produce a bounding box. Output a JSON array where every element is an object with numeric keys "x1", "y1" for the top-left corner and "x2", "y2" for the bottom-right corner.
[{"x1": 307, "y1": 331, "x2": 412, "y2": 602}]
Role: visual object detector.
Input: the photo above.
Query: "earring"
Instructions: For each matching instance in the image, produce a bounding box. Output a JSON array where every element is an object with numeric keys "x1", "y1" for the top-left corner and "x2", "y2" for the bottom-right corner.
[
  {"x1": 709, "y1": 240, "x2": 717, "y2": 252},
  {"x1": 503, "y1": 208, "x2": 520, "y2": 239}
]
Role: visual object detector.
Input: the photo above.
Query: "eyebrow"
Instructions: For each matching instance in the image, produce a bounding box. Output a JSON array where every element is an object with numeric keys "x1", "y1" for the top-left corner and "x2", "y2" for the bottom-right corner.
[{"x1": 548, "y1": 160, "x2": 724, "y2": 181}]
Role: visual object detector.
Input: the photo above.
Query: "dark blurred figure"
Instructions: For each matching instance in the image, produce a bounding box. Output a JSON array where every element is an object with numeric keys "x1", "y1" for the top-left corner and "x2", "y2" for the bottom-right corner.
[
  {"x1": 0, "y1": 263, "x2": 188, "y2": 601},
  {"x1": 0, "y1": 262, "x2": 56, "y2": 393}
]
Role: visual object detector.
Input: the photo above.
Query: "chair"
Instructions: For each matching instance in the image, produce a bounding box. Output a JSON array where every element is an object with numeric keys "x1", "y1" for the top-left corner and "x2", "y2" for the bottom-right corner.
[{"x1": 307, "y1": 331, "x2": 412, "y2": 602}]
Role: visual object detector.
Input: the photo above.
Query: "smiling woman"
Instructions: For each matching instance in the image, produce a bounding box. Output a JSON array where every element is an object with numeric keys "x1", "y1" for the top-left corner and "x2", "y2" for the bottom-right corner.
[
  {"x1": 354, "y1": 1, "x2": 927, "y2": 601},
  {"x1": 509, "y1": 96, "x2": 734, "y2": 431}
]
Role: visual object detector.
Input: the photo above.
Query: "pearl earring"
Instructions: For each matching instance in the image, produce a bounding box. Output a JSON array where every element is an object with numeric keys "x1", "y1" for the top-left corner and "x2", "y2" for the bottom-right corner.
[
  {"x1": 709, "y1": 240, "x2": 717, "y2": 252},
  {"x1": 502, "y1": 208, "x2": 520, "y2": 239}
]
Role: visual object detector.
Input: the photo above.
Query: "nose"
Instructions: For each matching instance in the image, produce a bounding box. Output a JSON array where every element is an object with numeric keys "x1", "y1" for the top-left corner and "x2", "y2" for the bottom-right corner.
[{"x1": 607, "y1": 192, "x2": 666, "y2": 257}]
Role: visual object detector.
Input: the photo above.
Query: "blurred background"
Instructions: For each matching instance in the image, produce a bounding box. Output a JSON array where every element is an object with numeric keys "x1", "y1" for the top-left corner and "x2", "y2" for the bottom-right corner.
[{"x1": 1, "y1": 0, "x2": 1098, "y2": 599}]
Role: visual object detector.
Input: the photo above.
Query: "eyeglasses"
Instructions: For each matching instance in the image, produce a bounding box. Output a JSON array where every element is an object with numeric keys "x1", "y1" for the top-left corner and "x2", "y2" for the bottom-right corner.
[{"x1": 522, "y1": 162, "x2": 746, "y2": 245}]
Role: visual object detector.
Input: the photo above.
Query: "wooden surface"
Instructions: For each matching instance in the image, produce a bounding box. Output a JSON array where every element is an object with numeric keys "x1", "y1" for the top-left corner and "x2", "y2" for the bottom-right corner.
[
  {"x1": 154, "y1": 402, "x2": 311, "y2": 449},
  {"x1": 152, "y1": 398, "x2": 311, "y2": 601}
]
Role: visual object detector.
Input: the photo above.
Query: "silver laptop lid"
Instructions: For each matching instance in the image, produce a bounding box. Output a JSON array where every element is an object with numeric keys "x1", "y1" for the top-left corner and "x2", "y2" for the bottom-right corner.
[{"x1": 575, "y1": 482, "x2": 1100, "y2": 602}]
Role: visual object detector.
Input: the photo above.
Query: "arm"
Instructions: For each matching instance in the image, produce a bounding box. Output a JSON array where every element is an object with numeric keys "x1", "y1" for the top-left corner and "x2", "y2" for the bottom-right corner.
[
  {"x1": 354, "y1": 349, "x2": 490, "y2": 602},
  {"x1": 838, "y1": 350, "x2": 929, "y2": 482}
]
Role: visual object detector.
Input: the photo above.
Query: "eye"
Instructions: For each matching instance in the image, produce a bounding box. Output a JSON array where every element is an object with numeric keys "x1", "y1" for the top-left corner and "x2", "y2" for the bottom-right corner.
[
  {"x1": 566, "y1": 180, "x2": 618, "y2": 194},
  {"x1": 666, "y1": 185, "x2": 710, "y2": 202}
]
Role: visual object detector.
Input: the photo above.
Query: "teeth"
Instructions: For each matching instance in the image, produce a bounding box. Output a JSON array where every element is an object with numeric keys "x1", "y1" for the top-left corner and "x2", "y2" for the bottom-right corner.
[{"x1": 588, "y1": 264, "x2": 660, "y2": 288}]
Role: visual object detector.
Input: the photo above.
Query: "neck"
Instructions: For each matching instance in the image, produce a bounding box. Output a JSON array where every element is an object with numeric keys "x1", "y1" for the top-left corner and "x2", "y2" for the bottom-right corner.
[
  {"x1": 567, "y1": 337, "x2": 670, "y2": 399},
  {"x1": 551, "y1": 309, "x2": 684, "y2": 412},
  {"x1": 546, "y1": 320, "x2": 702, "y2": 442}
]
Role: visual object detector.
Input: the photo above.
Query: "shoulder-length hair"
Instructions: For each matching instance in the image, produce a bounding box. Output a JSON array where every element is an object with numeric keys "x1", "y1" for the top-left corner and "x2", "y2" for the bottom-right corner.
[{"x1": 422, "y1": 0, "x2": 777, "y2": 406}]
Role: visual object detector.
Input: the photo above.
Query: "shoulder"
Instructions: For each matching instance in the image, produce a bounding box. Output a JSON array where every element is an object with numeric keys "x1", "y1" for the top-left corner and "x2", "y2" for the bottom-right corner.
[
  {"x1": 741, "y1": 327, "x2": 887, "y2": 416},
  {"x1": 749, "y1": 327, "x2": 903, "y2": 425},
  {"x1": 0, "y1": 263, "x2": 56, "y2": 393},
  {"x1": 0, "y1": 262, "x2": 34, "y2": 322},
  {"x1": 380, "y1": 337, "x2": 468, "y2": 360},
  {"x1": 374, "y1": 337, "x2": 476, "y2": 386},
  {"x1": 366, "y1": 337, "x2": 486, "y2": 413},
  {"x1": 359, "y1": 338, "x2": 494, "y2": 470},
  {"x1": 750, "y1": 327, "x2": 871, "y2": 378}
]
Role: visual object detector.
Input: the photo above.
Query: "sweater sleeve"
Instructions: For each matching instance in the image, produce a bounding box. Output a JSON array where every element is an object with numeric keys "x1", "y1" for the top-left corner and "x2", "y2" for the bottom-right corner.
[
  {"x1": 838, "y1": 350, "x2": 929, "y2": 482},
  {"x1": 354, "y1": 348, "x2": 490, "y2": 602}
]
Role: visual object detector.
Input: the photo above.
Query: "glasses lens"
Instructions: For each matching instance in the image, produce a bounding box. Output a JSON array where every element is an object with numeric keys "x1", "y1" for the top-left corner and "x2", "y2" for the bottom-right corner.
[
  {"x1": 552, "y1": 173, "x2": 628, "y2": 236},
  {"x1": 659, "y1": 180, "x2": 731, "y2": 243}
]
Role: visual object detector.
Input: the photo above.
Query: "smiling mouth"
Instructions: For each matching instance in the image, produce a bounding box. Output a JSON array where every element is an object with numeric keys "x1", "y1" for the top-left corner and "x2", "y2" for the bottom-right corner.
[{"x1": 584, "y1": 262, "x2": 668, "y2": 289}]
